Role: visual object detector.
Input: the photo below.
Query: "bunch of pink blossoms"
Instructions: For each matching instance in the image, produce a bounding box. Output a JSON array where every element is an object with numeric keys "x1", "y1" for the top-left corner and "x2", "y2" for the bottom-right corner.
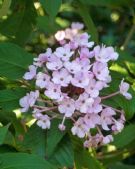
[{"x1": 20, "y1": 22, "x2": 132, "y2": 147}]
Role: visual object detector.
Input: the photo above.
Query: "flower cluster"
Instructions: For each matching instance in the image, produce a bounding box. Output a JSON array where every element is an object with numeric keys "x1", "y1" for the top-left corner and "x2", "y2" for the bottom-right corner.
[{"x1": 19, "y1": 22, "x2": 132, "y2": 147}]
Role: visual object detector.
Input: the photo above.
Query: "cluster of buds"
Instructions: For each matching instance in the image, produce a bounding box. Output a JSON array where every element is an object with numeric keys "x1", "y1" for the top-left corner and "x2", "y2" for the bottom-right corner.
[{"x1": 19, "y1": 23, "x2": 132, "y2": 147}]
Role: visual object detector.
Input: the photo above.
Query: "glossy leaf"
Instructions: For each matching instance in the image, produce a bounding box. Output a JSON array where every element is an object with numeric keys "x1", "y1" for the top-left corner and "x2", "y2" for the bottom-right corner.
[
  {"x1": 17, "y1": 124, "x2": 46, "y2": 157},
  {"x1": 37, "y1": 16, "x2": 60, "y2": 35},
  {"x1": 46, "y1": 119, "x2": 67, "y2": 157},
  {"x1": 0, "y1": 88, "x2": 27, "y2": 111},
  {"x1": 0, "y1": 43, "x2": 34, "y2": 80},
  {"x1": 113, "y1": 124, "x2": 135, "y2": 148},
  {"x1": 0, "y1": 0, "x2": 37, "y2": 45},
  {"x1": 0, "y1": 153, "x2": 54, "y2": 169},
  {"x1": 49, "y1": 135, "x2": 74, "y2": 168}
]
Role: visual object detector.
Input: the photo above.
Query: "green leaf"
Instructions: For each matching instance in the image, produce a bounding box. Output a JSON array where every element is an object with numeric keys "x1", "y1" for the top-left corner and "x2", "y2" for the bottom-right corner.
[
  {"x1": 71, "y1": 136, "x2": 104, "y2": 169},
  {"x1": 113, "y1": 124, "x2": 135, "y2": 148},
  {"x1": 75, "y1": 149, "x2": 104, "y2": 169},
  {"x1": 0, "y1": 0, "x2": 12, "y2": 18},
  {"x1": 77, "y1": 1, "x2": 98, "y2": 43},
  {"x1": 37, "y1": 16, "x2": 60, "y2": 35},
  {"x1": 0, "y1": 88, "x2": 27, "y2": 111},
  {"x1": 46, "y1": 119, "x2": 66, "y2": 157},
  {"x1": 0, "y1": 124, "x2": 10, "y2": 145},
  {"x1": 0, "y1": 0, "x2": 37, "y2": 45},
  {"x1": 4, "y1": 130, "x2": 15, "y2": 147},
  {"x1": 0, "y1": 111, "x2": 16, "y2": 124},
  {"x1": 49, "y1": 135, "x2": 74, "y2": 168},
  {"x1": 0, "y1": 43, "x2": 34, "y2": 80},
  {"x1": 109, "y1": 163, "x2": 135, "y2": 169},
  {"x1": 17, "y1": 125, "x2": 46, "y2": 157},
  {"x1": 40, "y1": 0, "x2": 61, "y2": 18},
  {"x1": 17, "y1": 121, "x2": 73, "y2": 167},
  {"x1": 78, "y1": 0, "x2": 133, "y2": 7},
  {"x1": 0, "y1": 153, "x2": 54, "y2": 169}
]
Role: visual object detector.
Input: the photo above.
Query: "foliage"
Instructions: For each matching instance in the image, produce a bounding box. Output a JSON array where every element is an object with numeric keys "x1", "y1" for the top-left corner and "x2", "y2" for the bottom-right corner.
[{"x1": 0, "y1": 0, "x2": 135, "y2": 168}]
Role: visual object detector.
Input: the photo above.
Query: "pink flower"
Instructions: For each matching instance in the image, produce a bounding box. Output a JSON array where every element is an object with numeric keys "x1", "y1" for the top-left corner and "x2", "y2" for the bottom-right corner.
[
  {"x1": 95, "y1": 80, "x2": 108, "y2": 90},
  {"x1": 93, "y1": 62, "x2": 110, "y2": 82},
  {"x1": 76, "y1": 58, "x2": 91, "y2": 72},
  {"x1": 36, "y1": 72, "x2": 50, "y2": 88},
  {"x1": 37, "y1": 115, "x2": 51, "y2": 129},
  {"x1": 58, "y1": 124, "x2": 66, "y2": 131},
  {"x1": 107, "y1": 47, "x2": 119, "y2": 60},
  {"x1": 46, "y1": 55, "x2": 63, "y2": 71},
  {"x1": 32, "y1": 108, "x2": 43, "y2": 119},
  {"x1": 55, "y1": 30, "x2": 65, "y2": 41},
  {"x1": 58, "y1": 98, "x2": 75, "y2": 117},
  {"x1": 100, "y1": 107, "x2": 116, "y2": 130},
  {"x1": 87, "y1": 97, "x2": 102, "y2": 114},
  {"x1": 71, "y1": 33, "x2": 94, "y2": 49},
  {"x1": 34, "y1": 48, "x2": 52, "y2": 67},
  {"x1": 19, "y1": 90, "x2": 39, "y2": 112},
  {"x1": 75, "y1": 93, "x2": 94, "y2": 113},
  {"x1": 20, "y1": 23, "x2": 130, "y2": 147},
  {"x1": 84, "y1": 113, "x2": 101, "y2": 128},
  {"x1": 71, "y1": 72, "x2": 90, "y2": 88},
  {"x1": 85, "y1": 78, "x2": 100, "y2": 98},
  {"x1": 71, "y1": 118, "x2": 89, "y2": 138},
  {"x1": 64, "y1": 60, "x2": 81, "y2": 74},
  {"x1": 84, "y1": 134, "x2": 103, "y2": 148},
  {"x1": 112, "y1": 122, "x2": 124, "y2": 133},
  {"x1": 119, "y1": 79, "x2": 132, "y2": 100},
  {"x1": 65, "y1": 28, "x2": 78, "y2": 40},
  {"x1": 71, "y1": 22, "x2": 84, "y2": 30},
  {"x1": 102, "y1": 135, "x2": 113, "y2": 144},
  {"x1": 45, "y1": 83, "x2": 62, "y2": 100},
  {"x1": 52, "y1": 68, "x2": 72, "y2": 87},
  {"x1": 23, "y1": 65, "x2": 37, "y2": 80},
  {"x1": 112, "y1": 113, "x2": 125, "y2": 133},
  {"x1": 54, "y1": 44, "x2": 74, "y2": 61},
  {"x1": 94, "y1": 45, "x2": 118, "y2": 63}
]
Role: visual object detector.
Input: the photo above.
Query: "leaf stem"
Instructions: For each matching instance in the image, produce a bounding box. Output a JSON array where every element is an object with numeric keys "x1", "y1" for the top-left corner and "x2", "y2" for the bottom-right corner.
[
  {"x1": 101, "y1": 91, "x2": 120, "y2": 100},
  {"x1": 33, "y1": 105, "x2": 57, "y2": 111}
]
